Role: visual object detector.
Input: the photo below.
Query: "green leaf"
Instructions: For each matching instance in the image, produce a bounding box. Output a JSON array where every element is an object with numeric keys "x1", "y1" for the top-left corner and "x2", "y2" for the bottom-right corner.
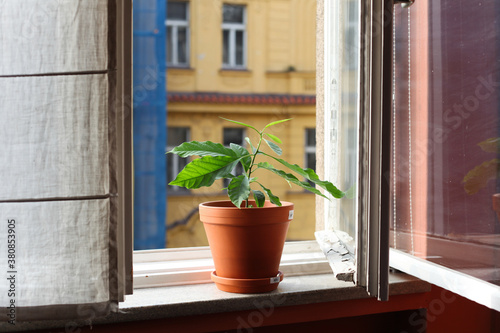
[
  {"x1": 264, "y1": 139, "x2": 282, "y2": 156},
  {"x1": 230, "y1": 143, "x2": 252, "y2": 172},
  {"x1": 257, "y1": 183, "x2": 282, "y2": 206},
  {"x1": 262, "y1": 154, "x2": 345, "y2": 199},
  {"x1": 228, "y1": 175, "x2": 250, "y2": 208},
  {"x1": 257, "y1": 162, "x2": 330, "y2": 199},
  {"x1": 220, "y1": 117, "x2": 260, "y2": 134},
  {"x1": 263, "y1": 118, "x2": 292, "y2": 130},
  {"x1": 169, "y1": 155, "x2": 239, "y2": 189},
  {"x1": 167, "y1": 141, "x2": 235, "y2": 158},
  {"x1": 252, "y1": 190, "x2": 266, "y2": 207},
  {"x1": 264, "y1": 133, "x2": 282, "y2": 144},
  {"x1": 245, "y1": 137, "x2": 257, "y2": 154}
]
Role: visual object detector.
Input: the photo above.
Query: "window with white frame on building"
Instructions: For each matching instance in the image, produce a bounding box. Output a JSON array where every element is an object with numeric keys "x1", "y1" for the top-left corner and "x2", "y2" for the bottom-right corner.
[
  {"x1": 167, "y1": 1, "x2": 189, "y2": 67},
  {"x1": 222, "y1": 4, "x2": 246, "y2": 69},
  {"x1": 305, "y1": 128, "x2": 316, "y2": 186},
  {"x1": 223, "y1": 127, "x2": 246, "y2": 187},
  {"x1": 167, "y1": 127, "x2": 190, "y2": 192}
]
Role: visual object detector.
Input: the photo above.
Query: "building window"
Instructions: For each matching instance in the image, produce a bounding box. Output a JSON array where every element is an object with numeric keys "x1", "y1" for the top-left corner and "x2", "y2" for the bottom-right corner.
[
  {"x1": 222, "y1": 4, "x2": 246, "y2": 69},
  {"x1": 305, "y1": 128, "x2": 316, "y2": 185},
  {"x1": 223, "y1": 127, "x2": 246, "y2": 187},
  {"x1": 167, "y1": 1, "x2": 189, "y2": 67},
  {"x1": 167, "y1": 127, "x2": 190, "y2": 192}
]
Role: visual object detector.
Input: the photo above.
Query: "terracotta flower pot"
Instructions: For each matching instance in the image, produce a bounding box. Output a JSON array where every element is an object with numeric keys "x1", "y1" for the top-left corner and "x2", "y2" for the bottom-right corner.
[{"x1": 199, "y1": 200, "x2": 294, "y2": 293}]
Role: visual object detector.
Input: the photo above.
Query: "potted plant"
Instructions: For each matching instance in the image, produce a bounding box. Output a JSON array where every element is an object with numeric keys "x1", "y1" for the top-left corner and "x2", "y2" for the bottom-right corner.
[{"x1": 167, "y1": 118, "x2": 344, "y2": 293}]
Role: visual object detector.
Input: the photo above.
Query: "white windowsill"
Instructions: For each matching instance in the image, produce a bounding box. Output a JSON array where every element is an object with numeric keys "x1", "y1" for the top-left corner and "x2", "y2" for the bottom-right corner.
[
  {"x1": 5, "y1": 242, "x2": 431, "y2": 332},
  {"x1": 117, "y1": 271, "x2": 429, "y2": 320},
  {"x1": 133, "y1": 241, "x2": 332, "y2": 288},
  {"x1": 6, "y1": 271, "x2": 430, "y2": 332}
]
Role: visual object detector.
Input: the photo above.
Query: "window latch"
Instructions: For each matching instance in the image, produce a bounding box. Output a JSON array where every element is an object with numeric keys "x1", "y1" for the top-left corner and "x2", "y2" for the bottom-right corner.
[{"x1": 394, "y1": 0, "x2": 415, "y2": 8}]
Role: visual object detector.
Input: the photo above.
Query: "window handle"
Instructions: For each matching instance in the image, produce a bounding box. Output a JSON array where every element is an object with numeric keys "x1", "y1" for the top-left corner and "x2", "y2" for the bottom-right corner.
[{"x1": 394, "y1": 0, "x2": 415, "y2": 8}]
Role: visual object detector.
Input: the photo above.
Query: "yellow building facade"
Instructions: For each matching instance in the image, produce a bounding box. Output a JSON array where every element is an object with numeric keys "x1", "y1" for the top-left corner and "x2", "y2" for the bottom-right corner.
[{"x1": 166, "y1": 0, "x2": 318, "y2": 248}]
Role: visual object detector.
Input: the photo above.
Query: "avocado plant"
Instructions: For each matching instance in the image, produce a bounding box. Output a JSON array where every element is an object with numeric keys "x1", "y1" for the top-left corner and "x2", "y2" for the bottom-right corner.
[{"x1": 167, "y1": 118, "x2": 345, "y2": 208}]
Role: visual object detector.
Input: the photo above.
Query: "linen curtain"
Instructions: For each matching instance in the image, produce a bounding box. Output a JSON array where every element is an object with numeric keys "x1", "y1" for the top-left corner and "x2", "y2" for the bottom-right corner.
[{"x1": 0, "y1": 0, "x2": 123, "y2": 322}]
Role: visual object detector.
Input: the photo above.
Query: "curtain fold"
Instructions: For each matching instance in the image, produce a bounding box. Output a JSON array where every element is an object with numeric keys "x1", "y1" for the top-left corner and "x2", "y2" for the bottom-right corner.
[{"x1": 0, "y1": 0, "x2": 120, "y2": 323}]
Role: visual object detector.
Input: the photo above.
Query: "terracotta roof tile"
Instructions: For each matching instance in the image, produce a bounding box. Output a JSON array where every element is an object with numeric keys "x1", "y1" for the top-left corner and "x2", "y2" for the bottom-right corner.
[{"x1": 167, "y1": 92, "x2": 316, "y2": 105}]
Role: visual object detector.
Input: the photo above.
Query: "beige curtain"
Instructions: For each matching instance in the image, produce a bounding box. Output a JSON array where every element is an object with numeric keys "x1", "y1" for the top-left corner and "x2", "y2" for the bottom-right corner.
[{"x1": 0, "y1": 0, "x2": 122, "y2": 322}]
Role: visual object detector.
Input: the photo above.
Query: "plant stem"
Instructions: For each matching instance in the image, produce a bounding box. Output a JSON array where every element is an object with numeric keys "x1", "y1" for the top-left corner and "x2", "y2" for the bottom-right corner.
[{"x1": 246, "y1": 132, "x2": 264, "y2": 207}]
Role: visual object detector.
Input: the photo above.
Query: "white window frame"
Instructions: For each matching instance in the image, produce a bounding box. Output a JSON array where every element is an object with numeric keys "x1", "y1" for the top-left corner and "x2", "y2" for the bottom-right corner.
[
  {"x1": 319, "y1": 0, "x2": 391, "y2": 301},
  {"x1": 166, "y1": 1, "x2": 190, "y2": 67},
  {"x1": 133, "y1": 0, "x2": 391, "y2": 302},
  {"x1": 222, "y1": 4, "x2": 247, "y2": 69},
  {"x1": 390, "y1": 249, "x2": 500, "y2": 311}
]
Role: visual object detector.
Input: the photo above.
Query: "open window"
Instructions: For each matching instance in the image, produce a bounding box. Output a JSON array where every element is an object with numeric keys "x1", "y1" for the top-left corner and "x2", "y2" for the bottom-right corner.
[
  {"x1": 135, "y1": 0, "x2": 393, "y2": 301},
  {"x1": 388, "y1": 0, "x2": 500, "y2": 311},
  {"x1": 315, "y1": 0, "x2": 396, "y2": 301}
]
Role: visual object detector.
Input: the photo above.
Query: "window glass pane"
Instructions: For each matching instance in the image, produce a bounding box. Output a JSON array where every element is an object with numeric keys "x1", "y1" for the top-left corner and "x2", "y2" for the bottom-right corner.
[
  {"x1": 222, "y1": 30, "x2": 230, "y2": 65},
  {"x1": 235, "y1": 30, "x2": 244, "y2": 66},
  {"x1": 177, "y1": 26, "x2": 187, "y2": 64},
  {"x1": 306, "y1": 153, "x2": 316, "y2": 171},
  {"x1": 223, "y1": 4, "x2": 244, "y2": 23},
  {"x1": 167, "y1": 127, "x2": 190, "y2": 191},
  {"x1": 305, "y1": 128, "x2": 316, "y2": 186},
  {"x1": 167, "y1": 2, "x2": 188, "y2": 20},
  {"x1": 168, "y1": 127, "x2": 190, "y2": 148},
  {"x1": 390, "y1": 1, "x2": 500, "y2": 286},
  {"x1": 344, "y1": 1, "x2": 359, "y2": 69},
  {"x1": 325, "y1": 0, "x2": 360, "y2": 244},
  {"x1": 223, "y1": 128, "x2": 245, "y2": 187},
  {"x1": 306, "y1": 128, "x2": 316, "y2": 147},
  {"x1": 223, "y1": 128, "x2": 244, "y2": 146}
]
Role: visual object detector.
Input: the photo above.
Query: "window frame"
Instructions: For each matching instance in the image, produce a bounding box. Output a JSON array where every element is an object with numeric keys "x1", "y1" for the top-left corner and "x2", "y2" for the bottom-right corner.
[
  {"x1": 133, "y1": 0, "x2": 500, "y2": 314},
  {"x1": 390, "y1": 247, "x2": 500, "y2": 311},
  {"x1": 221, "y1": 4, "x2": 247, "y2": 69},
  {"x1": 133, "y1": 0, "x2": 392, "y2": 300},
  {"x1": 319, "y1": 0, "x2": 392, "y2": 301},
  {"x1": 117, "y1": 0, "x2": 134, "y2": 297},
  {"x1": 166, "y1": 1, "x2": 190, "y2": 67}
]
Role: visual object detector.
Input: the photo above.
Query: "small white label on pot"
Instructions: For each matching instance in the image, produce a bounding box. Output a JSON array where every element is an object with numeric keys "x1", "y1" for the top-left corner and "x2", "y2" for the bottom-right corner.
[
  {"x1": 288, "y1": 210, "x2": 294, "y2": 220},
  {"x1": 270, "y1": 276, "x2": 280, "y2": 284}
]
